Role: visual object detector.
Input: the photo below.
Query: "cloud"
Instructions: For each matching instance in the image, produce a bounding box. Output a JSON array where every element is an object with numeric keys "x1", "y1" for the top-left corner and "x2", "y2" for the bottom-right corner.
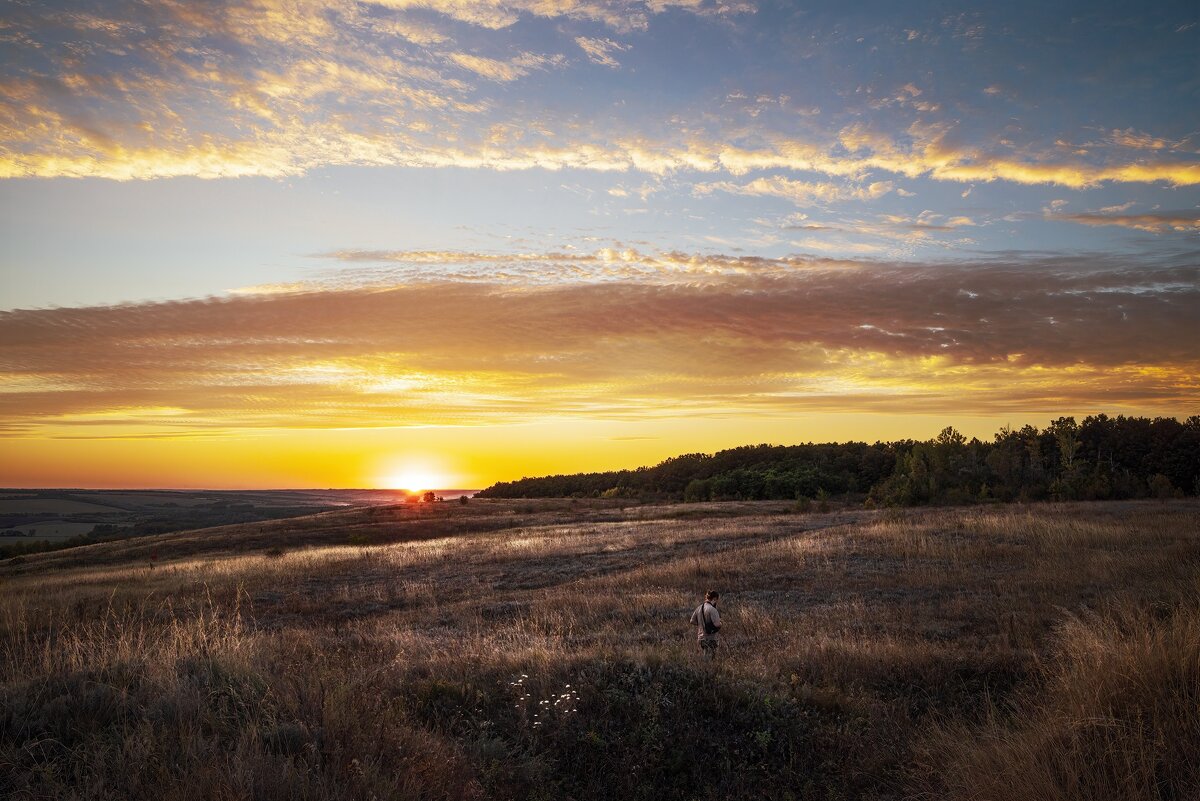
[
  {"x1": 0, "y1": 0, "x2": 733, "y2": 179},
  {"x1": 767, "y1": 210, "x2": 981, "y2": 256},
  {"x1": 1049, "y1": 211, "x2": 1200, "y2": 233},
  {"x1": 575, "y1": 36, "x2": 629, "y2": 68},
  {"x1": 2, "y1": 0, "x2": 1198, "y2": 191},
  {"x1": 2, "y1": 252, "x2": 1196, "y2": 436},
  {"x1": 1108, "y1": 128, "x2": 1188, "y2": 152},
  {"x1": 448, "y1": 52, "x2": 561, "y2": 82},
  {"x1": 868, "y1": 82, "x2": 940, "y2": 113},
  {"x1": 8, "y1": 115, "x2": 1199, "y2": 188},
  {"x1": 695, "y1": 176, "x2": 894, "y2": 206},
  {"x1": 873, "y1": 212, "x2": 978, "y2": 233},
  {"x1": 369, "y1": 17, "x2": 449, "y2": 45},
  {"x1": 371, "y1": 0, "x2": 750, "y2": 32},
  {"x1": 723, "y1": 92, "x2": 792, "y2": 117},
  {"x1": 306, "y1": 246, "x2": 858, "y2": 284}
]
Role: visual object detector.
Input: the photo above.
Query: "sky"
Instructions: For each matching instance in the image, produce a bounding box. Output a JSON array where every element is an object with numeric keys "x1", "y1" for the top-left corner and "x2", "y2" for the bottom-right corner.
[{"x1": 1, "y1": 0, "x2": 1198, "y2": 489}]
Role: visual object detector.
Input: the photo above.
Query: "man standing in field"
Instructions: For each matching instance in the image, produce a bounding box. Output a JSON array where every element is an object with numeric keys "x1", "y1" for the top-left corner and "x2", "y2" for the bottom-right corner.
[{"x1": 690, "y1": 590, "x2": 721, "y2": 659}]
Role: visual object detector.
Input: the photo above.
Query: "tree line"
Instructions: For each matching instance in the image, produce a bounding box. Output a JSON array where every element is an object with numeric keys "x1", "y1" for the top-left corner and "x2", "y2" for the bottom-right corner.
[{"x1": 475, "y1": 414, "x2": 1200, "y2": 506}]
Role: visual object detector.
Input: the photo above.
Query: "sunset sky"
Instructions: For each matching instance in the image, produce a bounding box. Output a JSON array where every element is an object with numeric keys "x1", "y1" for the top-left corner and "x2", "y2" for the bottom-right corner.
[{"x1": 1, "y1": 0, "x2": 1198, "y2": 489}]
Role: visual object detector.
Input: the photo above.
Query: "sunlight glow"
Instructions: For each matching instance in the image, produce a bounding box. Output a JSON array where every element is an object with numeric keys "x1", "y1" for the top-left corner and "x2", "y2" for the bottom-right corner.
[{"x1": 384, "y1": 467, "x2": 447, "y2": 493}]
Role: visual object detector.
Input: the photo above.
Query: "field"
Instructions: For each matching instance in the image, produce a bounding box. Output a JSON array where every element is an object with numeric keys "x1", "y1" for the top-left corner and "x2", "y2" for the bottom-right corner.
[
  {"x1": 0, "y1": 488, "x2": 427, "y2": 551},
  {"x1": 2, "y1": 499, "x2": 1198, "y2": 800}
]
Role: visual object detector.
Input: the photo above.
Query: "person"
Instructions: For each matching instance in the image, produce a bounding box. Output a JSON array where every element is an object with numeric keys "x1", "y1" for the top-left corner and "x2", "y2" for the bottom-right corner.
[{"x1": 690, "y1": 590, "x2": 721, "y2": 659}]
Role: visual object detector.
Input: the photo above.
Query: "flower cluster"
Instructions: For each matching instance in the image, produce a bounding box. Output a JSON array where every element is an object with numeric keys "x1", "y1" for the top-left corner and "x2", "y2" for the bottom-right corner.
[
  {"x1": 509, "y1": 674, "x2": 532, "y2": 708},
  {"x1": 533, "y1": 685, "x2": 579, "y2": 726},
  {"x1": 509, "y1": 675, "x2": 580, "y2": 728}
]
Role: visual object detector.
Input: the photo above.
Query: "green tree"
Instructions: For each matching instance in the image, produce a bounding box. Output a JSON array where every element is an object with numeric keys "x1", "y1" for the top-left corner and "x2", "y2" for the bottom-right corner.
[{"x1": 1048, "y1": 416, "x2": 1081, "y2": 472}]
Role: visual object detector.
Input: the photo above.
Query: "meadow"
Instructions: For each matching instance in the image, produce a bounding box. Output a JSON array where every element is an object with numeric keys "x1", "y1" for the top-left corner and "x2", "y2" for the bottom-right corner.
[{"x1": 2, "y1": 498, "x2": 1197, "y2": 800}]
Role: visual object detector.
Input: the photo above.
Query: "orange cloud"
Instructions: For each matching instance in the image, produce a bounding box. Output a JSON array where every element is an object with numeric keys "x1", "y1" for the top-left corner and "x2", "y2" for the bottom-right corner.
[{"x1": 2, "y1": 254, "x2": 1196, "y2": 438}]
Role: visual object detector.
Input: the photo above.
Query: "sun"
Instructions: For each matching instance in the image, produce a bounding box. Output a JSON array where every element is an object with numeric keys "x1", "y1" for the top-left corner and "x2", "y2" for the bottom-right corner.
[
  {"x1": 385, "y1": 469, "x2": 442, "y2": 493},
  {"x1": 384, "y1": 472, "x2": 432, "y2": 491},
  {"x1": 377, "y1": 456, "x2": 453, "y2": 494}
]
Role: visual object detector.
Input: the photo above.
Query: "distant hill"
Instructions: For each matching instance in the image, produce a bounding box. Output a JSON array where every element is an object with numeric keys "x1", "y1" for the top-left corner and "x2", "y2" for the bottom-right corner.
[
  {"x1": 476, "y1": 414, "x2": 1200, "y2": 505},
  {"x1": 0, "y1": 489, "x2": 407, "y2": 560}
]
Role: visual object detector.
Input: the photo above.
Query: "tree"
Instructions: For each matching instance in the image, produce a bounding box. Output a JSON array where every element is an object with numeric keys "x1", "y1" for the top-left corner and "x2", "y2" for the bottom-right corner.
[
  {"x1": 936, "y1": 426, "x2": 966, "y2": 448},
  {"x1": 1048, "y1": 416, "x2": 1080, "y2": 472}
]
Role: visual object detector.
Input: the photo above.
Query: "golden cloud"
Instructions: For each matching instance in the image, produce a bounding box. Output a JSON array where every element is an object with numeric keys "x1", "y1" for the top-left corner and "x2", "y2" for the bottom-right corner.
[{"x1": 2, "y1": 254, "x2": 1196, "y2": 436}]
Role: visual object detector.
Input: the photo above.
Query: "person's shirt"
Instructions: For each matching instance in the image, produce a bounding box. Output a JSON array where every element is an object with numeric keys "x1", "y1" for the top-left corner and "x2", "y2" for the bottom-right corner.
[{"x1": 690, "y1": 601, "x2": 721, "y2": 640}]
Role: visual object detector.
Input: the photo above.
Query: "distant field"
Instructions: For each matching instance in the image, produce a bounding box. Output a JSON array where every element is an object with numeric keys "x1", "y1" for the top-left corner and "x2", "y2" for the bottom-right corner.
[
  {"x1": 0, "y1": 489, "x2": 435, "y2": 557},
  {"x1": 0, "y1": 521, "x2": 99, "y2": 540},
  {"x1": 1, "y1": 498, "x2": 1197, "y2": 800},
  {"x1": 73, "y1": 492, "x2": 216, "y2": 508},
  {"x1": 0, "y1": 498, "x2": 123, "y2": 514}
]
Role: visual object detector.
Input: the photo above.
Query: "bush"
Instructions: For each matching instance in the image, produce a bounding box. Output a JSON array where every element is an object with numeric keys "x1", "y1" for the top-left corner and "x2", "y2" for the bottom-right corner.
[{"x1": 1148, "y1": 473, "x2": 1178, "y2": 499}]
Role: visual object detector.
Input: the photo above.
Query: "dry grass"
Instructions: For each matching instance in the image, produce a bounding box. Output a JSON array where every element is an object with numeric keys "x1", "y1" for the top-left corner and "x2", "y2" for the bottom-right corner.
[
  {"x1": 917, "y1": 600, "x2": 1200, "y2": 800},
  {"x1": 1, "y1": 499, "x2": 1197, "y2": 800}
]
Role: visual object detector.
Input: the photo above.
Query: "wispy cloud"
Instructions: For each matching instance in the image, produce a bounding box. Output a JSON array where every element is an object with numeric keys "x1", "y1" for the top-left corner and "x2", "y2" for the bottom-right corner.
[
  {"x1": 448, "y1": 52, "x2": 562, "y2": 82},
  {"x1": 1048, "y1": 211, "x2": 1200, "y2": 233},
  {"x1": 575, "y1": 36, "x2": 629, "y2": 68},
  {"x1": 3, "y1": 0, "x2": 1198, "y2": 193},
  {"x1": 695, "y1": 176, "x2": 894, "y2": 206},
  {"x1": 371, "y1": 0, "x2": 750, "y2": 32},
  {"x1": 1108, "y1": 128, "x2": 1192, "y2": 152}
]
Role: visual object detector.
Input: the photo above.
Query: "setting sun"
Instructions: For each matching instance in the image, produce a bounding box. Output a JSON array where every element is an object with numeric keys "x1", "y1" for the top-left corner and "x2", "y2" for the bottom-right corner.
[{"x1": 384, "y1": 468, "x2": 445, "y2": 493}]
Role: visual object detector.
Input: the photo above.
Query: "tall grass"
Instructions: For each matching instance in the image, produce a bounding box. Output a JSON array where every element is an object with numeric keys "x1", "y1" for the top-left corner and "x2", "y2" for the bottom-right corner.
[{"x1": 919, "y1": 599, "x2": 1200, "y2": 800}]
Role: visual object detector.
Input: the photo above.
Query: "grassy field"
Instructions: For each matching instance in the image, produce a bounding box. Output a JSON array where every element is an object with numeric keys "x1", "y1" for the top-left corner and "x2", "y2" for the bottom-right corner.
[{"x1": 2, "y1": 499, "x2": 1197, "y2": 800}]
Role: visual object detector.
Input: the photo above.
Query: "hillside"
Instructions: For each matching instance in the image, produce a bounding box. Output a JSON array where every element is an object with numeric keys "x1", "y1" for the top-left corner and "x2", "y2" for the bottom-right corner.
[{"x1": 2, "y1": 498, "x2": 1198, "y2": 800}]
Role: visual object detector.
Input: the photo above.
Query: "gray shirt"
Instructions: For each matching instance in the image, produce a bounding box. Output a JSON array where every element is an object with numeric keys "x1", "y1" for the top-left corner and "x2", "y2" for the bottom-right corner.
[{"x1": 690, "y1": 601, "x2": 721, "y2": 640}]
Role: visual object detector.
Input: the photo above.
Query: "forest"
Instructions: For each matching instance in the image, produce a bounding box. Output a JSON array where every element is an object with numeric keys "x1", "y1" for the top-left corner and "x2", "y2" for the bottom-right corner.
[{"x1": 476, "y1": 414, "x2": 1200, "y2": 505}]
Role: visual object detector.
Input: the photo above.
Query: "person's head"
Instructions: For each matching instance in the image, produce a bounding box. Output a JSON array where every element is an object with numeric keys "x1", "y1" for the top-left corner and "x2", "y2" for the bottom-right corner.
[{"x1": 705, "y1": 590, "x2": 720, "y2": 604}]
